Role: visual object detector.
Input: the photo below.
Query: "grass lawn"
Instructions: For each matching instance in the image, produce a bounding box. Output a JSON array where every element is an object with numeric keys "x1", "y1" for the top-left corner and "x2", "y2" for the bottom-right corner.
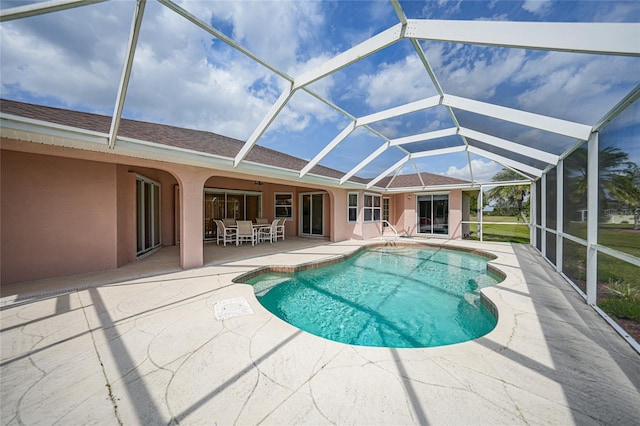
[{"x1": 468, "y1": 215, "x2": 530, "y2": 243}]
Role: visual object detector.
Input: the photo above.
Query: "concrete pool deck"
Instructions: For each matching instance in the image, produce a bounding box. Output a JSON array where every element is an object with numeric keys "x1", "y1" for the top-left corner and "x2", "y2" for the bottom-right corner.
[{"x1": 1, "y1": 238, "x2": 639, "y2": 425}]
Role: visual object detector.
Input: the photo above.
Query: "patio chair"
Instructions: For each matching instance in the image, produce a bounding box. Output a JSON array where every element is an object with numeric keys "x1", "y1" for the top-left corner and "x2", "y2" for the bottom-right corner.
[
  {"x1": 223, "y1": 218, "x2": 237, "y2": 227},
  {"x1": 236, "y1": 220, "x2": 257, "y2": 246},
  {"x1": 275, "y1": 218, "x2": 286, "y2": 241},
  {"x1": 258, "y1": 219, "x2": 279, "y2": 243},
  {"x1": 255, "y1": 218, "x2": 269, "y2": 225},
  {"x1": 214, "y1": 219, "x2": 236, "y2": 247}
]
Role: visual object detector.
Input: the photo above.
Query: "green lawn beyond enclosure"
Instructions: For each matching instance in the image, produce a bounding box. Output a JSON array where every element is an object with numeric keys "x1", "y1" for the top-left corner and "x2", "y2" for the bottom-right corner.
[{"x1": 468, "y1": 215, "x2": 530, "y2": 244}]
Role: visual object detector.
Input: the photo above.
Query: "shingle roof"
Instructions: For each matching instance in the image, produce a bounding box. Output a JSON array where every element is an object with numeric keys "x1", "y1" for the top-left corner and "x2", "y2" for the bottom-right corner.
[{"x1": 1, "y1": 99, "x2": 470, "y2": 189}]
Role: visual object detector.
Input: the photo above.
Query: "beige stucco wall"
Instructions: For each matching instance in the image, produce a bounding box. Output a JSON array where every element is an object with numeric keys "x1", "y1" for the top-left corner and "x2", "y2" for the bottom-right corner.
[
  {"x1": 1, "y1": 150, "x2": 118, "y2": 284},
  {"x1": 1, "y1": 137, "x2": 468, "y2": 285}
]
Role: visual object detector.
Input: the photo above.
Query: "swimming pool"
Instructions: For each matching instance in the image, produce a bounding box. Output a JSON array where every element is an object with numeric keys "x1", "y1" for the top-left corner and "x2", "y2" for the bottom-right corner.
[{"x1": 245, "y1": 245, "x2": 501, "y2": 348}]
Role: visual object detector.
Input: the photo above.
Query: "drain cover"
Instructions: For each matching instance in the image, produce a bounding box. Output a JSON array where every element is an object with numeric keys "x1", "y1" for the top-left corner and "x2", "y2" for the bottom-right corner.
[{"x1": 214, "y1": 297, "x2": 254, "y2": 320}]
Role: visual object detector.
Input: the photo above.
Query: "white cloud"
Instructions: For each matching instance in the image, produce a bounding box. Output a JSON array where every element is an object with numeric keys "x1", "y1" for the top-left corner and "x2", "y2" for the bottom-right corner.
[
  {"x1": 444, "y1": 159, "x2": 501, "y2": 182},
  {"x1": 513, "y1": 52, "x2": 640, "y2": 123},
  {"x1": 522, "y1": 0, "x2": 552, "y2": 17},
  {"x1": 424, "y1": 43, "x2": 527, "y2": 100},
  {"x1": 357, "y1": 55, "x2": 438, "y2": 109}
]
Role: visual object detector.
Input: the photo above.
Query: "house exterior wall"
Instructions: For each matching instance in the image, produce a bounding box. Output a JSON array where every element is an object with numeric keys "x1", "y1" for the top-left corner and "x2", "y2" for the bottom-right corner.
[
  {"x1": 1, "y1": 149, "x2": 118, "y2": 284},
  {"x1": 1, "y1": 137, "x2": 468, "y2": 285}
]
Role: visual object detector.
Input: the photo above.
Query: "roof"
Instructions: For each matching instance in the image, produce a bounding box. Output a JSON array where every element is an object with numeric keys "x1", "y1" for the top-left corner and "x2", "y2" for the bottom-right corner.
[{"x1": 0, "y1": 99, "x2": 469, "y2": 189}]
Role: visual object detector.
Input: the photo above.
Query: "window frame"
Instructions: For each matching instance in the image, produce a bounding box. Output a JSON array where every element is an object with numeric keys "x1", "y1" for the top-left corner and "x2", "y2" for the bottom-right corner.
[
  {"x1": 363, "y1": 193, "x2": 382, "y2": 222},
  {"x1": 347, "y1": 192, "x2": 359, "y2": 223},
  {"x1": 274, "y1": 192, "x2": 294, "y2": 218}
]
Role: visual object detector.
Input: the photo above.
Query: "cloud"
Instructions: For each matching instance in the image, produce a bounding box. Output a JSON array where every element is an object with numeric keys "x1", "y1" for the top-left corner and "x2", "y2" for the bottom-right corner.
[
  {"x1": 513, "y1": 52, "x2": 639, "y2": 123},
  {"x1": 357, "y1": 54, "x2": 438, "y2": 109},
  {"x1": 423, "y1": 42, "x2": 527, "y2": 100},
  {"x1": 444, "y1": 159, "x2": 501, "y2": 182},
  {"x1": 522, "y1": 0, "x2": 552, "y2": 17}
]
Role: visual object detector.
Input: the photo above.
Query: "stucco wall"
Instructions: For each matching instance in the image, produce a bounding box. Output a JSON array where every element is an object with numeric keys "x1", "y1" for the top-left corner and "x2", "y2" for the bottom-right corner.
[{"x1": 1, "y1": 150, "x2": 118, "y2": 284}]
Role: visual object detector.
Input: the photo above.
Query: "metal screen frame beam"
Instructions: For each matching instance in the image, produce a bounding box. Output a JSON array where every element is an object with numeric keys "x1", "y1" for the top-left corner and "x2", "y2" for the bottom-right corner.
[
  {"x1": 299, "y1": 121, "x2": 356, "y2": 177},
  {"x1": 443, "y1": 95, "x2": 592, "y2": 140},
  {"x1": 459, "y1": 127, "x2": 559, "y2": 165},
  {"x1": 294, "y1": 23, "x2": 403, "y2": 89},
  {"x1": 340, "y1": 142, "x2": 390, "y2": 184},
  {"x1": 108, "y1": 0, "x2": 146, "y2": 149},
  {"x1": 389, "y1": 127, "x2": 457, "y2": 146},
  {"x1": 405, "y1": 19, "x2": 640, "y2": 56},
  {"x1": 356, "y1": 95, "x2": 441, "y2": 127},
  {"x1": 467, "y1": 146, "x2": 544, "y2": 177},
  {"x1": 234, "y1": 86, "x2": 294, "y2": 167},
  {"x1": 0, "y1": 0, "x2": 106, "y2": 22},
  {"x1": 367, "y1": 155, "x2": 410, "y2": 189}
]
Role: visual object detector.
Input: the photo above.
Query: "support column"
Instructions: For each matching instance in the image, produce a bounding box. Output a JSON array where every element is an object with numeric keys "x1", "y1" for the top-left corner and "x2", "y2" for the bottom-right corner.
[
  {"x1": 177, "y1": 170, "x2": 207, "y2": 269},
  {"x1": 586, "y1": 132, "x2": 599, "y2": 305},
  {"x1": 556, "y1": 160, "x2": 564, "y2": 272}
]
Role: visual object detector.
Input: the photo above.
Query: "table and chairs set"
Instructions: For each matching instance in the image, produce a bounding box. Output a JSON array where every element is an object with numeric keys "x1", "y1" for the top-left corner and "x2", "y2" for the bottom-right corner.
[{"x1": 213, "y1": 218, "x2": 286, "y2": 247}]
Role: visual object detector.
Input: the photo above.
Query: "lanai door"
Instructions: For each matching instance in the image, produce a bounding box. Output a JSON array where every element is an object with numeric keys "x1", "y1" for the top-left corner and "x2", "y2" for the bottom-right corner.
[{"x1": 300, "y1": 193, "x2": 324, "y2": 236}]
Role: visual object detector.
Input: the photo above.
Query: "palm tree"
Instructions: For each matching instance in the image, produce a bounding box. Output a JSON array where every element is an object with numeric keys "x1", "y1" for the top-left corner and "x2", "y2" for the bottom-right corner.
[
  {"x1": 610, "y1": 164, "x2": 640, "y2": 230},
  {"x1": 485, "y1": 169, "x2": 530, "y2": 217}
]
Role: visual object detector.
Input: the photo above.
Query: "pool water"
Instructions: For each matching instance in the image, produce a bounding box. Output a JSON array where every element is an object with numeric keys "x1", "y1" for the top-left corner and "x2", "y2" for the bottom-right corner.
[{"x1": 247, "y1": 246, "x2": 500, "y2": 348}]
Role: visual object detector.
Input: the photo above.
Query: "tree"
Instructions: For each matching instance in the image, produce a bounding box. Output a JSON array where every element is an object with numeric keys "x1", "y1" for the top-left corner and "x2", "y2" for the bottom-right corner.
[
  {"x1": 610, "y1": 164, "x2": 640, "y2": 230},
  {"x1": 484, "y1": 169, "x2": 530, "y2": 218}
]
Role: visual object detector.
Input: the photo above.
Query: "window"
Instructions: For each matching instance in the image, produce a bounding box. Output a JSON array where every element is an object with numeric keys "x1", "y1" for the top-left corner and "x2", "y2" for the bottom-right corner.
[
  {"x1": 275, "y1": 192, "x2": 293, "y2": 218},
  {"x1": 364, "y1": 193, "x2": 381, "y2": 222},
  {"x1": 348, "y1": 192, "x2": 358, "y2": 222}
]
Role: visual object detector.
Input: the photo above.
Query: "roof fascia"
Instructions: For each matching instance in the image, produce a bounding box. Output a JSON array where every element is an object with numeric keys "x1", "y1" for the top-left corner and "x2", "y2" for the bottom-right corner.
[
  {"x1": 0, "y1": 0, "x2": 105, "y2": 22},
  {"x1": 405, "y1": 19, "x2": 640, "y2": 56},
  {"x1": 118, "y1": 137, "x2": 370, "y2": 189},
  {"x1": 459, "y1": 127, "x2": 559, "y2": 165},
  {"x1": 1, "y1": 113, "x2": 109, "y2": 145},
  {"x1": 443, "y1": 94, "x2": 592, "y2": 140},
  {"x1": 467, "y1": 145, "x2": 543, "y2": 177}
]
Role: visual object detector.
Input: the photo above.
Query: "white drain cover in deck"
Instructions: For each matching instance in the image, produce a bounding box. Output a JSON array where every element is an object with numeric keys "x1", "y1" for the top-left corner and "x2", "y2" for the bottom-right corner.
[{"x1": 214, "y1": 297, "x2": 254, "y2": 320}]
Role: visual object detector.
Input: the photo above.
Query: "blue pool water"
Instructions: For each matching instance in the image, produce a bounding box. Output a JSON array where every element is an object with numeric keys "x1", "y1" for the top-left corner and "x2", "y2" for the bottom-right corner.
[{"x1": 247, "y1": 246, "x2": 500, "y2": 348}]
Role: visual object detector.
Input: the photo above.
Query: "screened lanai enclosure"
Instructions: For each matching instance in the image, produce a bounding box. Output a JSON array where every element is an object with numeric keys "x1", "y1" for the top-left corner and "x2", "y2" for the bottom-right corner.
[{"x1": 1, "y1": 0, "x2": 639, "y2": 348}]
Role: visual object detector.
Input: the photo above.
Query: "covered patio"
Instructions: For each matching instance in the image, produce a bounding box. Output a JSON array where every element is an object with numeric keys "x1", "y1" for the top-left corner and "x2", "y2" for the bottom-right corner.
[{"x1": 1, "y1": 239, "x2": 639, "y2": 424}]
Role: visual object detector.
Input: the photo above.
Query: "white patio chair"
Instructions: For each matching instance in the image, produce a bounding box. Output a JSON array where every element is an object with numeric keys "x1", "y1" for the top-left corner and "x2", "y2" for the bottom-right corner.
[
  {"x1": 275, "y1": 218, "x2": 286, "y2": 241},
  {"x1": 214, "y1": 219, "x2": 236, "y2": 247},
  {"x1": 236, "y1": 220, "x2": 257, "y2": 246},
  {"x1": 258, "y1": 219, "x2": 279, "y2": 244},
  {"x1": 255, "y1": 218, "x2": 269, "y2": 225},
  {"x1": 223, "y1": 218, "x2": 237, "y2": 227}
]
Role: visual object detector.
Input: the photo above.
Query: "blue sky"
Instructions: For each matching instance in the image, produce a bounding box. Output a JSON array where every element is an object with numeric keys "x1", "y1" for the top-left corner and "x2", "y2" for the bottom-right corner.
[{"x1": 1, "y1": 0, "x2": 639, "y2": 183}]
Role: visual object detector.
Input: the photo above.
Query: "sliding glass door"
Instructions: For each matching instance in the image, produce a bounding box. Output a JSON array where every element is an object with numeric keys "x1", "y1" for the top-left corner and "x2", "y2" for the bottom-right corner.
[
  {"x1": 300, "y1": 193, "x2": 324, "y2": 236},
  {"x1": 417, "y1": 194, "x2": 449, "y2": 235},
  {"x1": 136, "y1": 175, "x2": 161, "y2": 256},
  {"x1": 203, "y1": 189, "x2": 262, "y2": 240}
]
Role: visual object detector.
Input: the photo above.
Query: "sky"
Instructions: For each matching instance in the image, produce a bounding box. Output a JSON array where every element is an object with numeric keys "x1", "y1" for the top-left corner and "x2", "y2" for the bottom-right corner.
[{"x1": 1, "y1": 0, "x2": 639, "y2": 183}]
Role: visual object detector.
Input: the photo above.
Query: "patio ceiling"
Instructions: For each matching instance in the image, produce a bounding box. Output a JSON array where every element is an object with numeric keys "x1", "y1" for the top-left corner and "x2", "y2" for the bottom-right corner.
[{"x1": 1, "y1": 0, "x2": 639, "y2": 190}]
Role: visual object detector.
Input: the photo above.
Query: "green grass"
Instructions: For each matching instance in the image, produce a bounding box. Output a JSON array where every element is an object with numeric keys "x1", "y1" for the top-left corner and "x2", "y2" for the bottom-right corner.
[
  {"x1": 565, "y1": 221, "x2": 640, "y2": 259},
  {"x1": 468, "y1": 215, "x2": 530, "y2": 243}
]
